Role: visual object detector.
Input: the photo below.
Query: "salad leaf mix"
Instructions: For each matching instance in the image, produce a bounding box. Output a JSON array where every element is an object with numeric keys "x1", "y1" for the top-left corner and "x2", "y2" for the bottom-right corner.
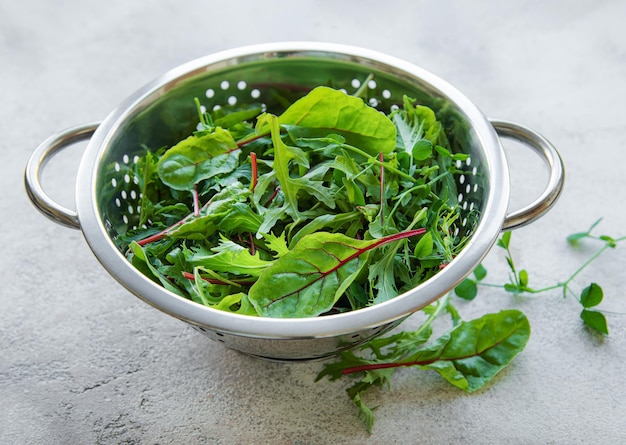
[{"x1": 120, "y1": 85, "x2": 478, "y2": 318}]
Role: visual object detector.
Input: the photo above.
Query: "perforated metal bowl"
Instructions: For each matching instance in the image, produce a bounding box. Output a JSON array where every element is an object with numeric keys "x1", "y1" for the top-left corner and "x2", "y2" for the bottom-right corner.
[{"x1": 25, "y1": 42, "x2": 564, "y2": 361}]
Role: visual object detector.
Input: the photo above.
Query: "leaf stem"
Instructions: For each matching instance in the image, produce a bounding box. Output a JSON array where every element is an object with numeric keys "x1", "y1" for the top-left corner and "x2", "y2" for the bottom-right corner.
[
  {"x1": 353, "y1": 73, "x2": 375, "y2": 98},
  {"x1": 250, "y1": 152, "x2": 258, "y2": 191},
  {"x1": 137, "y1": 195, "x2": 218, "y2": 246},
  {"x1": 379, "y1": 152, "x2": 384, "y2": 226},
  {"x1": 182, "y1": 271, "x2": 253, "y2": 286},
  {"x1": 193, "y1": 184, "x2": 200, "y2": 217}
]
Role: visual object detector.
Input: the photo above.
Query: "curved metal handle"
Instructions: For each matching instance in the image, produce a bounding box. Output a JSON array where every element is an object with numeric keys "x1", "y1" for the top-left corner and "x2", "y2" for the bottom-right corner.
[
  {"x1": 24, "y1": 122, "x2": 100, "y2": 229},
  {"x1": 490, "y1": 120, "x2": 565, "y2": 231}
]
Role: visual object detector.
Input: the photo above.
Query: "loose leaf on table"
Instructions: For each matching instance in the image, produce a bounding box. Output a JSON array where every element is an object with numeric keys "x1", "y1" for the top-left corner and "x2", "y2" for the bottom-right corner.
[
  {"x1": 580, "y1": 282, "x2": 603, "y2": 308},
  {"x1": 335, "y1": 309, "x2": 530, "y2": 393},
  {"x1": 278, "y1": 86, "x2": 397, "y2": 155},
  {"x1": 157, "y1": 127, "x2": 239, "y2": 190},
  {"x1": 248, "y1": 229, "x2": 426, "y2": 318},
  {"x1": 566, "y1": 218, "x2": 603, "y2": 244},
  {"x1": 413, "y1": 309, "x2": 530, "y2": 392},
  {"x1": 317, "y1": 305, "x2": 529, "y2": 432},
  {"x1": 454, "y1": 278, "x2": 478, "y2": 301},
  {"x1": 580, "y1": 309, "x2": 609, "y2": 335}
]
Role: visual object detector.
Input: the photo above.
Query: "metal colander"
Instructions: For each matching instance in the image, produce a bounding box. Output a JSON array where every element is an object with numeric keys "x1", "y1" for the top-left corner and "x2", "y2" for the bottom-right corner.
[{"x1": 25, "y1": 42, "x2": 564, "y2": 361}]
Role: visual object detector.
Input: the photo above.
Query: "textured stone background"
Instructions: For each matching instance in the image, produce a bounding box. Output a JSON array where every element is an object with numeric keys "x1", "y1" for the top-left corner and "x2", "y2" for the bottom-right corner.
[{"x1": 2, "y1": 1, "x2": 626, "y2": 443}]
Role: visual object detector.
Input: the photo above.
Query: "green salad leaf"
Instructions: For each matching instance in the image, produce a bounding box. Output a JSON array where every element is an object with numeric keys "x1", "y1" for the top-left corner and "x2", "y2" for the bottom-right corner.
[
  {"x1": 278, "y1": 86, "x2": 397, "y2": 155},
  {"x1": 249, "y1": 229, "x2": 425, "y2": 317},
  {"x1": 157, "y1": 127, "x2": 239, "y2": 190},
  {"x1": 120, "y1": 84, "x2": 474, "y2": 318}
]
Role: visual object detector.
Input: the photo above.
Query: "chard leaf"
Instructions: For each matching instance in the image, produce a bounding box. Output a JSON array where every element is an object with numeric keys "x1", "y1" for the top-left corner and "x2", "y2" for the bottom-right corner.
[
  {"x1": 213, "y1": 106, "x2": 262, "y2": 129},
  {"x1": 157, "y1": 127, "x2": 239, "y2": 190},
  {"x1": 413, "y1": 310, "x2": 530, "y2": 392},
  {"x1": 279, "y1": 86, "x2": 397, "y2": 155},
  {"x1": 249, "y1": 229, "x2": 425, "y2": 318}
]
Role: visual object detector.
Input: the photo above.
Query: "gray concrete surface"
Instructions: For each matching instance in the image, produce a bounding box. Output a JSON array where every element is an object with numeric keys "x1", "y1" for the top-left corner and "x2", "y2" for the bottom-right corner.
[{"x1": 3, "y1": 1, "x2": 626, "y2": 443}]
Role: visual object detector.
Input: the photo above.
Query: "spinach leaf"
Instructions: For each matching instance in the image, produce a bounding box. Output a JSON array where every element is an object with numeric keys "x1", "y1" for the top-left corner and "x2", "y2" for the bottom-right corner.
[
  {"x1": 279, "y1": 86, "x2": 397, "y2": 155},
  {"x1": 157, "y1": 127, "x2": 239, "y2": 190}
]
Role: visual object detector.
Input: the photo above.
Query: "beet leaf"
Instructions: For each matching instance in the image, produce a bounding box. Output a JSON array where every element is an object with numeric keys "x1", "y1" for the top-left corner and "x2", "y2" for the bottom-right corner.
[{"x1": 249, "y1": 228, "x2": 425, "y2": 318}]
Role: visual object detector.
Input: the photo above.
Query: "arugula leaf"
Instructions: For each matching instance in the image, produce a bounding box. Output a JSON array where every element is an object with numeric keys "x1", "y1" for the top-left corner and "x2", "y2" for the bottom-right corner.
[
  {"x1": 258, "y1": 232, "x2": 290, "y2": 257},
  {"x1": 392, "y1": 110, "x2": 432, "y2": 162},
  {"x1": 265, "y1": 113, "x2": 310, "y2": 217},
  {"x1": 129, "y1": 241, "x2": 185, "y2": 296},
  {"x1": 187, "y1": 239, "x2": 272, "y2": 277}
]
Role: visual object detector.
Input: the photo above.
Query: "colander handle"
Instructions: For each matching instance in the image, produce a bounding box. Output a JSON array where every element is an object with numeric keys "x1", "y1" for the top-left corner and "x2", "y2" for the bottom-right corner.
[
  {"x1": 491, "y1": 120, "x2": 565, "y2": 231},
  {"x1": 24, "y1": 122, "x2": 100, "y2": 229}
]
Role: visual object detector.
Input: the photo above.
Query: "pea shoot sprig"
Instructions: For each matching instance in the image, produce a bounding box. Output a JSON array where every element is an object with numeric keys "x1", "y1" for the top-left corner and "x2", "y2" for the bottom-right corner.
[{"x1": 455, "y1": 218, "x2": 625, "y2": 334}]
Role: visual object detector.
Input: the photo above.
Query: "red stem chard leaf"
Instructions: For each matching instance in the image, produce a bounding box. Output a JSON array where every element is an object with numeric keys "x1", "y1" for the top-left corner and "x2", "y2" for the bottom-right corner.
[
  {"x1": 278, "y1": 86, "x2": 397, "y2": 156},
  {"x1": 342, "y1": 309, "x2": 530, "y2": 393},
  {"x1": 416, "y1": 310, "x2": 530, "y2": 392},
  {"x1": 157, "y1": 127, "x2": 239, "y2": 190},
  {"x1": 249, "y1": 228, "x2": 426, "y2": 318}
]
